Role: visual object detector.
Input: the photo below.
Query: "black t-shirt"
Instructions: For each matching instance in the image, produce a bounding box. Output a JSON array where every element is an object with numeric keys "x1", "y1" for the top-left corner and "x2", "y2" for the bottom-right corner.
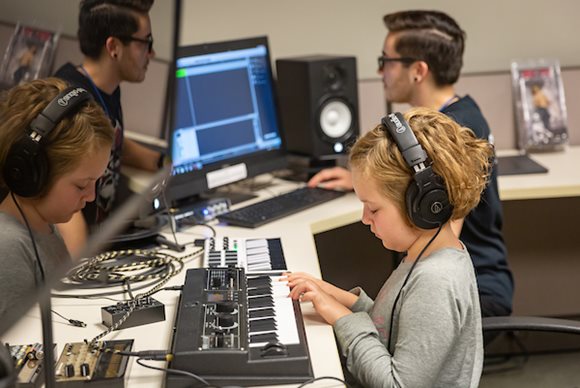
[
  {"x1": 54, "y1": 63, "x2": 124, "y2": 225},
  {"x1": 443, "y1": 95, "x2": 514, "y2": 314}
]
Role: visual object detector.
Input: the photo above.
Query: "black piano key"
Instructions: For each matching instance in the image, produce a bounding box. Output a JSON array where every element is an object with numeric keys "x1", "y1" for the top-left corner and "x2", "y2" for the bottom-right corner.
[
  {"x1": 247, "y1": 276, "x2": 272, "y2": 287},
  {"x1": 248, "y1": 286, "x2": 271, "y2": 297},
  {"x1": 250, "y1": 318, "x2": 277, "y2": 332},
  {"x1": 250, "y1": 332, "x2": 278, "y2": 344},
  {"x1": 267, "y1": 238, "x2": 287, "y2": 270},
  {"x1": 249, "y1": 308, "x2": 275, "y2": 319},
  {"x1": 248, "y1": 296, "x2": 273, "y2": 309}
]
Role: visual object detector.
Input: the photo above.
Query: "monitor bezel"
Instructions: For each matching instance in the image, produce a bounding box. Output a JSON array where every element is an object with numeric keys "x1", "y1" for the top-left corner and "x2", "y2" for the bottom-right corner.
[{"x1": 166, "y1": 35, "x2": 287, "y2": 206}]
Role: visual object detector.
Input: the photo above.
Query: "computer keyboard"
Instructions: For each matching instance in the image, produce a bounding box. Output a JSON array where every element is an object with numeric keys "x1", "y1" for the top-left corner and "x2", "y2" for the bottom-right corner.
[{"x1": 217, "y1": 186, "x2": 346, "y2": 228}]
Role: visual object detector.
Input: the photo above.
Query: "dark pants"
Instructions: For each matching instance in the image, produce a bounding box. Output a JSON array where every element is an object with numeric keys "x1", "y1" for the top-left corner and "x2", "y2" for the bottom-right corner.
[{"x1": 481, "y1": 297, "x2": 512, "y2": 347}]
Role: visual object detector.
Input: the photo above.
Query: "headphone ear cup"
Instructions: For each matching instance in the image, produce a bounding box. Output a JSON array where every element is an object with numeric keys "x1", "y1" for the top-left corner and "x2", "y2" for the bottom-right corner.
[
  {"x1": 406, "y1": 177, "x2": 453, "y2": 229},
  {"x1": 419, "y1": 188, "x2": 452, "y2": 227},
  {"x1": 3, "y1": 137, "x2": 49, "y2": 198},
  {"x1": 405, "y1": 180, "x2": 422, "y2": 227}
]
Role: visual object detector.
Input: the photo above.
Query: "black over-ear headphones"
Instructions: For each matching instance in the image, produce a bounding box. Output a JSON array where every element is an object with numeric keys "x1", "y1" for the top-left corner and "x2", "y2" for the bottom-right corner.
[
  {"x1": 3, "y1": 87, "x2": 92, "y2": 198},
  {"x1": 381, "y1": 112, "x2": 452, "y2": 229}
]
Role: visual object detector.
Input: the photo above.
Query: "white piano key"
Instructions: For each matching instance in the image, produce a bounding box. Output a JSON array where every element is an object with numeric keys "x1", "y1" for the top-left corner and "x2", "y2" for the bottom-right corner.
[{"x1": 248, "y1": 276, "x2": 300, "y2": 348}]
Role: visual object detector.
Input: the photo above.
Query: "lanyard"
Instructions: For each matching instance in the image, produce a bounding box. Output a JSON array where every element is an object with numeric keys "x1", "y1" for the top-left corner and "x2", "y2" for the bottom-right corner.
[
  {"x1": 79, "y1": 65, "x2": 111, "y2": 119},
  {"x1": 439, "y1": 94, "x2": 459, "y2": 112}
]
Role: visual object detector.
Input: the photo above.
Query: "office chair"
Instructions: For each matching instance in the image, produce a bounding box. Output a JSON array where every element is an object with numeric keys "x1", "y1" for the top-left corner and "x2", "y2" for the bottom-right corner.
[{"x1": 483, "y1": 316, "x2": 580, "y2": 336}]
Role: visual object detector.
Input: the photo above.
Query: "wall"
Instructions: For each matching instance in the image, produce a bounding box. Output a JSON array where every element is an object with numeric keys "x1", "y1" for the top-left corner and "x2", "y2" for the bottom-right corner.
[
  {"x1": 2, "y1": 1, "x2": 580, "y2": 146},
  {"x1": 3, "y1": 0, "x2": 580, "y2": 75},
  {"x1": 0, "y1": 0, "x2": 174, "y2": 61}
]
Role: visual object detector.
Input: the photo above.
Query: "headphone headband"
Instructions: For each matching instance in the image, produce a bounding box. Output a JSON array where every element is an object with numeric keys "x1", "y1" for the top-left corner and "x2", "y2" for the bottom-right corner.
[
  {"x1": 28, "y1": 87, "x2": 92, "y2": 141},
  {"x1": 381, "y1": 112, "x2": 428, "y2": 170},
  {"x1": 3, "y1": 86, "x2": 93, "y2": 198}
]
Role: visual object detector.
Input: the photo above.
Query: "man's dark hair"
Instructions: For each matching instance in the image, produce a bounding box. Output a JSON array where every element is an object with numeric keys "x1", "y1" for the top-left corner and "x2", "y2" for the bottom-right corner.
[
  {"x1": 383, "y1": 10, "x2": 465, "y2": 86},
  {"x1": 78, "y1": 0, "x2": 154, "y2": 59}
]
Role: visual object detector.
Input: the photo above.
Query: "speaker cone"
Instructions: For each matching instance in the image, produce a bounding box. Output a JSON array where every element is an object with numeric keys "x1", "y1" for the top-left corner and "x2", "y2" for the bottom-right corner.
[{"x1": 319, "y1": 99, "x2": 352, "y2": 140}]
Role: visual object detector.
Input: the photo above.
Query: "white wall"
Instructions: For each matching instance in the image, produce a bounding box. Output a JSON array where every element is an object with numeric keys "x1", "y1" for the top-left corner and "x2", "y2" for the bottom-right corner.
[
  {"x1": 2, "y1": 0, "x2": 580, "y2": 77},
  {"x1": 180, "y1": 0, "x2": 580, "y2": 79}
]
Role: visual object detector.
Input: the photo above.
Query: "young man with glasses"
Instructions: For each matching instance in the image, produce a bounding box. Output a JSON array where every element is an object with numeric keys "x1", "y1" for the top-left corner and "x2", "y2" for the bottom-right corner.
[
  {"x1": 54, "y1": 0, "x2": 162, "y2": 255},
  {"x1": 309, "y1": 10, "x2": 514, "y2": 331}
]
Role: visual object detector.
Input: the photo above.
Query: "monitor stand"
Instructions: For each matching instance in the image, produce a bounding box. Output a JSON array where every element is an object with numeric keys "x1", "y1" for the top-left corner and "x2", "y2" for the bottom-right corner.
[
  {"x1": 202, "y1": 176, "x2": 282, "y2": 205},
  {"x1": 201, "y1": 190, "x2": 256, "y2": 206},
  {"x1": 282, "y1": 154, "x2": 341, "y2": 182}
]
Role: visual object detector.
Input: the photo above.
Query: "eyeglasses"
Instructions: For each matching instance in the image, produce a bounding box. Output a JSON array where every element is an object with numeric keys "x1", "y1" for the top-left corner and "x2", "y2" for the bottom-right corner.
[
  {"x1": 377, "y1": 55, "x2": 417, "y2": 70},
  {"x1": 117, "y1": 35, "x2": 154, "y2": 53}
]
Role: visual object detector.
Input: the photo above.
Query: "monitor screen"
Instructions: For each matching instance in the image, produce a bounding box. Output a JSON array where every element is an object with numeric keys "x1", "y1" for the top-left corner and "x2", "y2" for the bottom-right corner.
[{"x1": 167, "y1": 36, "x2": 286, "y2": 206}]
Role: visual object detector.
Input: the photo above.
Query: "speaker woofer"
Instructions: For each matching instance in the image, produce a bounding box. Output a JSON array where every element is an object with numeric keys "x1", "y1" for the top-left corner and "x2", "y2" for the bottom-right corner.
[{"x1": 318, "y1": 99, "x2": 353, "y2": 140}]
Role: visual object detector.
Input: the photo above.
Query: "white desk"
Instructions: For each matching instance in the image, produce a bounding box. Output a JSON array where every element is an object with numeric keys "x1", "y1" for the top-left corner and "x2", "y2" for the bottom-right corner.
[
  {"x1": 497, "y1": 146, "x2": 580, "y2": 201},
  {"x1": 4, "y1": 145, "x2": 580, "y2": 386},
  {"x1": 2, "y1": 181, "x2": 360, "y2": 388}
]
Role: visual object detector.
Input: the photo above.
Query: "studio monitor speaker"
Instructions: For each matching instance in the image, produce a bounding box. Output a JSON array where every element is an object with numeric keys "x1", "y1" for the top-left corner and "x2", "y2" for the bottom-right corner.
[{"x1": 276, "y1": 55, "x2": 359, "y2": 159}]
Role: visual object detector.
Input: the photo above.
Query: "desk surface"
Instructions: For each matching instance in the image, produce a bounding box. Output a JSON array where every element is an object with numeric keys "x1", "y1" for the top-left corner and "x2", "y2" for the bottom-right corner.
[
  {"x1": 4, "y1": 146, "x2": 580, "y2": 387},
  {"x1": 2, "y1": 180, "x2": 359, "y2": 388},
  {"x1": 497, "y1": 145, "x2": 580, "y2": 201}
]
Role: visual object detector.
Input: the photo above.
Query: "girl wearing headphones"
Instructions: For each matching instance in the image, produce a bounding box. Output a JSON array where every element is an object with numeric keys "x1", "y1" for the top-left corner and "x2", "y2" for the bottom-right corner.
[
  {"x1": 286, "y1": 107, "x2": 491, "y2": 387},
  {"x1": 0, "y1": 78, "x2": 113, "y2": 318}
]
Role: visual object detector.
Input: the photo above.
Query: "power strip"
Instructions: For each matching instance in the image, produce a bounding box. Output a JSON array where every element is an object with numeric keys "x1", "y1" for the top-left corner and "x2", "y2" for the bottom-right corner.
[{"x1": 101, "y1": 297, "x2": 165, "y2": 330}]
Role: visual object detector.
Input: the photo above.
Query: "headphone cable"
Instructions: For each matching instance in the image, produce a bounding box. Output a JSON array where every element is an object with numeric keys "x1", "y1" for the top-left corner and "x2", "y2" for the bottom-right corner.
[
  {"x1": 11, "y1": 192, "x2": 46, "y2": 283},
  {"x1": 387, "y1": 223, "x2": 444, "y2": 353}
]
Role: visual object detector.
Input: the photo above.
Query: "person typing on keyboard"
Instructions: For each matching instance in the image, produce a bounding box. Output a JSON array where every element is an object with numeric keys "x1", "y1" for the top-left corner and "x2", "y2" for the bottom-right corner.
[{"x1": 286, "y1": 108, "x2": 490, "y2": 387}]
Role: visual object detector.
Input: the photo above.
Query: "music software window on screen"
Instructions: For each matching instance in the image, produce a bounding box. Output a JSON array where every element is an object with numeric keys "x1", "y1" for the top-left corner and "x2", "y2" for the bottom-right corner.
[{"x1": 171, "y1": 46, "x2": 282, "y2": 175}]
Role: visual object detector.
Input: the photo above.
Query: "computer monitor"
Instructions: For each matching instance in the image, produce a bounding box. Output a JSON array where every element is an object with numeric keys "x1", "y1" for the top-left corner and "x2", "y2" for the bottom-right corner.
[{"x1": 166, "y1": 36, "x2": 287, "y2": 206}]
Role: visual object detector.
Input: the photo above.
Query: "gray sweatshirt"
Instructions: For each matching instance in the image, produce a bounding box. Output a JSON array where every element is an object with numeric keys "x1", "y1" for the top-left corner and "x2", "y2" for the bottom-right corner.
[{"x1": 334, "y1": 245, "x2": 483, "y2": 388}]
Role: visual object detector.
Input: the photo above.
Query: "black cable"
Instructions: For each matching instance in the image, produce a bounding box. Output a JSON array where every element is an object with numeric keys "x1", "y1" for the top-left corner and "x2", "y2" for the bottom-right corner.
[
  {"x1": 135, "y1": 358, "x2": 214, "y2": 387},
  {"x1": 50, "y1": 294, "x2": 121, "y2": 302},
  {"x1": 50, "y1": 309, "x2": 86, "y2": 328},
  {"x1": 56, "y1": 246, "x2": 201, "y2": 299},
  {"x1": 11, "y1": 192, "x2": 45, "y2": 283},
  {"x1": 11, "y1": 192, "x2": 57, "y2": 388},
  {"x1": 196, "y1": 222, "x2": 216, "y2": 238},
  {"x1": 124, "y1": 279, "x2": 135, "y2": 300},
  {"x1": 295, "y1": 376, "x2": 349, "y2": 387},
  {"x1": 387, "y1": 224, "x2": 444, "y2": 353},
  {"x1": 52, "y1": 285, "x2": 183, "y2": 300}
]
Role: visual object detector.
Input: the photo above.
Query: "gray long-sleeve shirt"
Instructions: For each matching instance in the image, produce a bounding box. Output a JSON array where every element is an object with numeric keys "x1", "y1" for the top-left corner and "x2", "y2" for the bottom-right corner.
[
  {"x1": 334, "y1": 245, "x2": 483, "y2": 388},
  {"x1": 0, "y1": 212, "x2": 70, "y2": 319}
]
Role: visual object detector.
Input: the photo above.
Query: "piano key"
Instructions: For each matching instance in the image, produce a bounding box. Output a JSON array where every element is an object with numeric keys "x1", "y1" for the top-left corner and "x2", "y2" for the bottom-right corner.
[
  {"x1": 203, "y1": 237, "x2": 287, "y2": 273},
  {"x1": 249, "y1": 308, "x2": 275, "y2": 319},
  {"x1": 248, "y1": 287, "x2": 271, "y2": 297},
  {"x1": 250, "y1": 332, "x2": 278, "y2": 345},
  {"x1": 247, "y1": 275, "x2": 299, "y2": 348},
  {"x1": 248, "y1": 296, "x2": 273, "y2": 309},
  {"x1": 250, "y1": 318, "x2": 277, "y2": 332}
]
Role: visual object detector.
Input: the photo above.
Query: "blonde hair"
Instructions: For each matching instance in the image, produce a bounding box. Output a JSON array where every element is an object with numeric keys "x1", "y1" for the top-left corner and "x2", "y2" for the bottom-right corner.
[
  {"x1": 349, "y1": 107, "x2": 493, "y2": 223},
  {"x1": 0, "y1": 78, "x2": 114, "y2": 197}
]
